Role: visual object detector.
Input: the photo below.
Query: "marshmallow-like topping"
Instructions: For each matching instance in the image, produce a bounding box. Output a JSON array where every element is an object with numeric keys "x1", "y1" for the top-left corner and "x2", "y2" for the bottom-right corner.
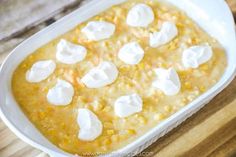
[
  {"x1": 56, "y1": 39, "x2": 87, "y2": 64},
  {"x1": 77, "y1": 108, "x2": 103, "y2": 141},
  {"x1": 26, "y1": 60, "x2": 56, "y2": 83},
  {"x1": 118, "y1": 42, "x2": 144, "y2": 65},
  {"x1": 47, "y1": 79, "x2": 74, "y2": 106},
  {"x1": 81, "y1": 61, "x2": 119, "y2": 88},
  {"x1": 114, "y1": 94, "x2": 143, "y2": 118},
  {"x1": 152, "y1": 68, "x2": 181, "y2": 96},
  {"x1": 182, "y1": 45, "x2": 213, "y2": 68},
  {"x1": 126, "y1": 3, "x2": 154, "y2": 27},
  {"x1": 81, "y1": 21, "x2": 115, "y2": 41},
  {"x1": 149, "y1": 21, "x2": 178, "y2": 48}
]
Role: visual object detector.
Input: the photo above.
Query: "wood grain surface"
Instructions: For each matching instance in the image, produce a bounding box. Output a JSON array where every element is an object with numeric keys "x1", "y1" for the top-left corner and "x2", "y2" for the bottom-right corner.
[
  {"x1": 0, "y1": 0, "x2": 80, "y2": 41},
  {"x1": 0, "y1": 0, "x2": 236, "y2": 157}
]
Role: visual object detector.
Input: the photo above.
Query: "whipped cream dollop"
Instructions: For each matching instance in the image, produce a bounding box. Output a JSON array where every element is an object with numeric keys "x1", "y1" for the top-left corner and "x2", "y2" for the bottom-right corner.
[
  {"x1": 47, "y1": 79, "x2": 74, "y2": 106},
  {"x1": 56, "y1": 39, "x2": 87, "y2": 64},
  {"x1": 26, "y1": 60, "x2": 56, "y2": 83},
  {"x1": 114, "y1": 94, "x2": 143, "y2": 118},
  {"x1": 77, "y1": 108, "x2": 103, "y2": 141},
  {"x1": 118, "y1": 42, "x2": 144, "y2": 65},
  {"x1": 152, "y1": 68, "x2": 181, "y2": 96},
  {"x1": 81, "y1": 61, "x2": 119, "y2": 88},
  {"x1": 149, "y1": 21, "x2": 178, "y2": 48},
  {"x1": 81, "y1": 21, "x2": 115, "y2": 41},
  {"x1": 126, "y1": 3, "x2": 154, "y2": 27},
  {"x1": 182, "y1": 45, "x2": 213, "y2": 68}
]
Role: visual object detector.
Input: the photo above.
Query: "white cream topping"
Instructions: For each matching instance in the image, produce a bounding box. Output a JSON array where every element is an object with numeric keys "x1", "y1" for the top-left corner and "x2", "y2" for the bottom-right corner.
[
  {"x1": 26, "y1": 60, "x2": 56, "y2": 83},
  {"x1": 77, "y1": 108, "x2": 103, "y2": 141},
  {"x1": 126, "y1": 3, "x2": 154, "y2": 27},
  {"x1": 149, "y1": 21, "x2": 178, "y2": 48},
  {"x1": 81, "y1": 21, "x2": 115, "y2": 41},
  {"x1": 118, "y1": 42, "x2": 144, "y2": 65},
  {"x1": 152, "y1": 68, "x2": 181, "y2": 96},
  {"x1": 114, "y1": 94, "x2": 143, "y2": 118},
  {"x1": 56, "y1": 39, "x2": 87, "y2": 64},
  {"x1": 81, "y1": 61, "x2": 118, "y2": 88},
  {"x1": 182, "y1": 45, "x2": 213, "y2": 68},
  {"x1": 47, "y1": 79, "x2": 74, "y2": 106}
]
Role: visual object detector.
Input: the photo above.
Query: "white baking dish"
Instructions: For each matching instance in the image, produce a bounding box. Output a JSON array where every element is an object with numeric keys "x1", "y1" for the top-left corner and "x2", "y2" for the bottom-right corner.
[{"x1": 0, "y1": 0, "x2": 235, "y2": 156}]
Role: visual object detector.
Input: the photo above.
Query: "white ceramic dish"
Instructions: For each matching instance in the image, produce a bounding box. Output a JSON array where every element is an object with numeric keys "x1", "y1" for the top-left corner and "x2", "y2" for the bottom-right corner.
[{"x1": 0, "y1": 0, "x2": 235, "y2": 156}]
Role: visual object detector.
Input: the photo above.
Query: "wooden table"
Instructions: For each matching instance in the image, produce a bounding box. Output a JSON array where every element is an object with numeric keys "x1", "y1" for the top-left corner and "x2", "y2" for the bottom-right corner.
[{"x1": 0, "y1": 1, "x2": 235, "y2": 157}]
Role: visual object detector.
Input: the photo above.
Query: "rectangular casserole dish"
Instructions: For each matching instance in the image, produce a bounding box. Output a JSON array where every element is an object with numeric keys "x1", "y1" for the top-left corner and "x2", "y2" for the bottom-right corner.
[{"x1": 0, "y1": 0, "x2": 235, "y2": 156}]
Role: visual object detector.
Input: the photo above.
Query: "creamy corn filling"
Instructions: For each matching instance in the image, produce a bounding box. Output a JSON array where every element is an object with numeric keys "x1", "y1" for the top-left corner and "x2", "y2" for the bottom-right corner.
[{"x1": 12, "y1": 0, "x2": 227, "y2": 156}]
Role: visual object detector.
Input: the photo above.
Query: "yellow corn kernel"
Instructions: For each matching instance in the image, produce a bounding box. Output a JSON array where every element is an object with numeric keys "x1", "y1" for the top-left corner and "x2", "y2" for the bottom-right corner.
[
  {"x1": 161, "y1": 6, "x2": 168, "y2": 12},
  {"x1": 38, "y1": 111, "x2": 46, "y2": 119},
  {"x1": 61, "y1": 123, "x2": 66, "y2": 130},
  {"x1": 176, "y1": 23, "x2": 184, "y2": 29},
  {"x1": 191, "y1": 37, "x2": 198, "y2": 44},
  {"x1": 119, "y1": 66, "x2": 127, "y2": 73},
  {"x1": 77, "y1": 96, "x2": 86, "y2": 103},
  {"x1": 134, "y1": 71, "x2": 142, "y2": 78},
  {"x1": 184, "y1": 82, "x2": 192, "y2": 90},
  {"x1": 62, "y1": 135, "x2": 71, "y2": 144},
  {"x1": 103, "y1": 138, "x2": 111, "y2": 145},
  {"x1": 47, "y1": 129, "x2": 56, "y2": 135},
  {"x1": 169, "y1": 43, "x2": 177, "y2": 50},
  {"x1": 115, "y1": 8, "x2": 123, "y2": 16},
  {"x1": 104, "y1": 122, "x2": 113, "y2": 128},
  {"x1": 126, "y1": 129, "x2": 136, "y2": 135},
  {"x1": 139, "y1": 63, "x2": 145, "y2": 69},
  {"x1": 119, "y1": 134, "x2": 128, "y2": 140},
  {"x1": 59, "y1": 143, "x2": 66, "y2": 149},
  {"x1": 149, "y1": 27, "x2": 157, "y2": 33},
  {"x1": 134, "y1": 114, "x2": 139, "y2": 118},
  {"x1": 199, "y1": 86, "x2": 206, "y2": 92},
  {"x1": 21, "y1": 64, "x2": 27, "y2": 68},
  {"x1": 111, "y1": 135, "x2": 119, "y2": 142},
  {"x1": 84, "y1": 104, "x2": 92, "y2": 110},
  {"x1": 159, "y1": 62, "x2": 168, "y2": 68},
  {"x1": 101, "y1": 41, "x2": 109, "y2": 48},
  {"x1": 29, "y1": 55, "x2": 34, "y2": 61},
  {"x1": 164, "y1": 105, "x2": 172, "y2": 112},
  {"x1": 182, "y1": 98, "x2": 188, "y2": 103},
  {"x1": 42, "y1": 86, "x2": 49, "y2": 92},
  {"x1": 103, "y1": 106, "x2": 112, "y2": 112},
  {"x1": 154, "y1": 113, "x2": 165, "y2": 121},
  {"x1": 146, "y1": 1, "x2": 154, "y2": 5},
  {"x1": 71, "y1": 36, "x2": 78, "y2": 43},
  {"x1": 179, "y1": 98, "x2": 187, "y2": 107},
  {"x1": 179, "y1": 103, "x2": 185, "y2": 107},
  {"x1": 75, "y1": 28, "x2": 81, "y2": 35},
  {"x1": 113, "y1": 16, "x2": 119, "y2": 23},
  {"x1": 46, "y1": 106, "x2": 54, "y2": 113},
  {"x1": 98, "y1": 17, "x2": 104, "y2": 21},
  {"x1": 201, "y1": 64, "x2": 209, "y2": 71},
  {"x1": 33, "y1": 86, "x2": 40, "y2": 91},
  {"x1": 148, "y1": 106, "x2": 155, "y2": 111},
  {"x1": 126, "y1": 82, "x2": 133, "y2": 88},
  {"x1": 187, "y1": 37, "x2": 193, "y2": 44},
  {"x1": 107, "y1": 129, "x2": 115, "y2": 135},
  {"x1": 138, "y1": 116, "x2": 147, "y2": 124}
]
